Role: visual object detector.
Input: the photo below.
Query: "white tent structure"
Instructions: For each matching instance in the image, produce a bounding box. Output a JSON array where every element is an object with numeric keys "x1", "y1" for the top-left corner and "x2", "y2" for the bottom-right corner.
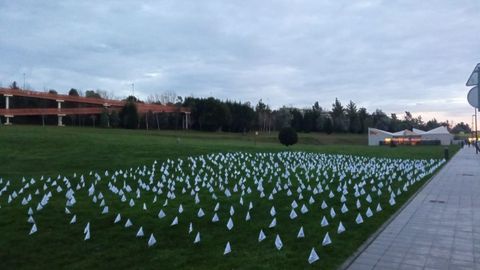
[{"x1": 368, "y1": 126, "x2": 453, "y2": 146}]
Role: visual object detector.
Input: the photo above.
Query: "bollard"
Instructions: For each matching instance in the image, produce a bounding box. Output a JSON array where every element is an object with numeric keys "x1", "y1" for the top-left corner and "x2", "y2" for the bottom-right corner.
[{"x1": 444, "y1": 147, "x2": 449, "y2": 160}]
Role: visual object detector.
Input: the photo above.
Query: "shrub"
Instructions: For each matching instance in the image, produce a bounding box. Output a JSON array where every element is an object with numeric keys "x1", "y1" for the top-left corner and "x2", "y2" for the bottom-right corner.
[{"x1": 278, "y1": 127, "x2": 298, "y2": 147}]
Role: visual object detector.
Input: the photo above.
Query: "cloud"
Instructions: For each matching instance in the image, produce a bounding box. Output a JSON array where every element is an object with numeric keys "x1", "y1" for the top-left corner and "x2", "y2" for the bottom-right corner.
[{"x1": 0, "y1": 0, "x2": 478, "y2": 125}]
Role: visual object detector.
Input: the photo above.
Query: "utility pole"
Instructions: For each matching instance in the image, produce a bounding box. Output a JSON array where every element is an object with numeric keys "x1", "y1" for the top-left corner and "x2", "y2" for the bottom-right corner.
[
  {"x1": 132, "y1": 83, "x2": 135, "y2": 97},
  {"x1": 23, "y1": 73, "x2": 26, "y2": 90}
]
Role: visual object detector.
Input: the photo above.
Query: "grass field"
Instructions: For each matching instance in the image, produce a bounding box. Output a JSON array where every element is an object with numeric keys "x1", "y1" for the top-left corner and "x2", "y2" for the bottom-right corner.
[{"x1": 0, "y1": 126, "x2": 459, "y2": 269}]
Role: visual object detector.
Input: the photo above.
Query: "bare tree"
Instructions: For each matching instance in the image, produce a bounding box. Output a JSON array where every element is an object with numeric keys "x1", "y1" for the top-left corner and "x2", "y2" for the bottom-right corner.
[{"x1": 160, "y1": 91, "x2": 177, "y2": 105}]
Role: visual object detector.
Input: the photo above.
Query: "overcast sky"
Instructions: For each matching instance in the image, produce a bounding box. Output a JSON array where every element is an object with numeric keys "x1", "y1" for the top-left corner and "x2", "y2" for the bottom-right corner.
[{"x1": 1, "y1": 0, "x2": 479, "y2": 126}]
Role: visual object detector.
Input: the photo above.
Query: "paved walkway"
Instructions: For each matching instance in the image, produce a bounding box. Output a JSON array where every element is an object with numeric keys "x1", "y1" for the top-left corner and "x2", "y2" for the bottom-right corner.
[{"x1": 346, "y1": 147, "x2": 480, "y2": 270}]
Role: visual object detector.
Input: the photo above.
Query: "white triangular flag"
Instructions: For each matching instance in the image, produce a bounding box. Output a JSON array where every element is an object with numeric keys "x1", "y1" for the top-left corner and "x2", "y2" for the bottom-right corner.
[
  {"x1": 337, "y1": 221, "x2": 346, "y2": 234},
  {"x1": 321, "y1": 216, "x2": 329, "y2": 227},
  {"x1": 223, "y1": 241, "x2": 231, "y2": 255},
  {"x1": 321, "y1": 200, "x2": 328, "y2": 209},
  {"x1": 189, "y1": 222, "x2": 193, "y2": 234},
  {"x1": 148, "y1": 233, "x2": 156, "y2": 247},
  {"x1": 114, "y1": 213, "x2": 121, "y2": 223},
  {"x1": 84, "y1": 222, "x2": 90, "y2": 234},
  {"x1": 29, "y1": 223, "x2": 37, "y2": 235},
  {"x1": 194, "y1": 232, "x2": 201, "y2": 244},
  {"x1": 270, "y1": 206, "x2": 276, "y2": 216},
  {"x1": 245, "y1": 211, "x2": 251, "y2": 221},
  {"x1": 290, "y1": 209, "x2": 298, "y2": 219},
  {"x1": 297, "y1": 226, "x2": 305, "y2": 238},
  {"x1": 102, "y1": 206, "x2": 109, "y2": 214},
  {"x1": 125, "y1": 218, "x2": 133, "y2": 228},
  {"x1": 258, "y1": 229, "x2": 266, "y2": 242},
  {"x1": 70, "y1": 215, "x2": 77, "y2": 224},
  {"x1": 330, "y1": 207, "x2": 336, "y2": 218},
  {"x1": 136, "y1": 226, "x2": 144, "y2": 237},
  {"x1": 356, "y1": 213, "x2": 364, "y2": 224},
  {"x1": 322, "y1": 232, "x2": 331, "y2": 246},
  {"x1": 291, "y1": 200, "x2": 298, "y2": 208},
  {"x1": 178, "y1": 204, "x2": 184, "y2": 213},
  {"x1": 376, "y1": 203, "x2": 382, "y2": 212},
  {"x1": 341, "y1": 203, "x2": 348, "y2": 213},
  {"x1": 171, "y1": 216, "x2": 179, "y2": 226},
  {"x1": 301, "y1": 204, "x2": 308, "y2": 214},
  {"x1": 366, "y1": 207, "x2": 373, "y2": 218},
  {"x1": 227, "y1": 217, "x2": 234, "y2": 230},
  {"x1": 27, "y1": 215, "x2": 35, "y2": 224},
  {"x1": 389, "y1": 196, "x2": 396, "y2": 206},
  {"x1": 275, "y1": 234, "x2": 283, "y2": 250},
  {"x1": 308, "y1": 247, "x2": 319, "y2": 264},
  {"x1": 212, "y1": 213, "x2": 219, "y2": 222},
  {"x1": 197, "y1": 208, "x2": 205, "y2": 218},
  {"x1": 158, "y1": 209, "x2": 166, "y2": 219},
  {"x1": 84, "y1": 229, "x2": 90, "y2": 240},
  {"x1": 269, "y1": 217, "x2": 277, "y2": 228}
]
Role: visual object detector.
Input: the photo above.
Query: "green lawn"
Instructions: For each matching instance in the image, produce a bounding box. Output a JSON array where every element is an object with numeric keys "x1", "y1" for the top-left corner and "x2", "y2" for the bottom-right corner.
[{"x1": 0, "y1": 126, "x2": 459, "y2": 269}]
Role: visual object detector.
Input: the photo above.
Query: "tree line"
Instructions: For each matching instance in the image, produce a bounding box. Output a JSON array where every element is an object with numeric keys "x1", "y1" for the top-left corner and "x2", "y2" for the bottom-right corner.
[
  {"x1": 2, "y1": 81, "x2": 472, "y2": 134},
  {"x1": 182, "y1": 97, "x2": 471, "y2": 134}
]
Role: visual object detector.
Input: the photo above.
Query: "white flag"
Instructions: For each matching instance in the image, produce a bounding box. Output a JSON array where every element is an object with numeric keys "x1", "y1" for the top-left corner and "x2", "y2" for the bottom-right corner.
[
  {"x1": 275, "y1": 234, "x2": 283, "y2": 250},
  {"x1": 308, "y1": 248, "x2": 319, "y2": 264}
]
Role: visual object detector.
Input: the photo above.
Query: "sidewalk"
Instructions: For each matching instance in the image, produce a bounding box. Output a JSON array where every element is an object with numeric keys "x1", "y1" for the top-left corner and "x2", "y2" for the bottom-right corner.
[{"x1": 345, "y1": 147, "x2": 480, "y2": 270}]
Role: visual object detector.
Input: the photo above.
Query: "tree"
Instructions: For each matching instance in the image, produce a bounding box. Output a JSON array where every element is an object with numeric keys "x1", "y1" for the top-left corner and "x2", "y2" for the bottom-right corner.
[
  {"x1": 119, "y1": 101, "x2": 139, "y2": 129},
  {"x1": 372, "y1": 109, "x2": 389, "y2": 130},
  {"x1": 48, "y1": 89, "x2": 58, "y2": 95},
  {"x1": 110, "y1": 110, "x2": 120, "y2": 128},
  {"x1": 68, "y1": 88, "x2": 80, "y2": 96},
  {"x1": 425, "y1": 118, "x2": 441, "y2": 130},
  {"x1": 99, "y1": 109, "x2": 110, "y2": 128},
  {"x1": 358, "y1": 107, "x2": 368, "y2": 133},
  {"x1": 274, "y1": 107, "x2": 293, "y2": 130},
  {"x1": 256, "y1": 99, "x2": 272, "y2": 132},
  {"x1": 323, "y1": 117, "x2": 333, "y2": 134},
  {"x1": 331, "y1": 98, "x2": 346, "y2": 132},
  {"x1": 310, "y1": 102, "x2": 323, "y2": 132},
  {"x1": 124, "y1": 95, "x2": 139, "y2": 102},
  {"x1": 85, "y1": 90, "x2": 102, "y2": 99},
  {"x1": 290, "y1": 108, "x2": 303, "y2": 132},
  {"x1": 278, "y1": 127, "x2": 298, "y2": 147},
  {"x1": 10, "y1": 81, "x2": 19, "y2": 89},
  {"x1": 346, "y1": 100, "x2": 359, "y2": 133},
  {"x1": 302, "y1": 109, "x2": 316, "y2": 132},
  {"x1": 451, "y1": 122, "x2": 471, "y2": 134}
]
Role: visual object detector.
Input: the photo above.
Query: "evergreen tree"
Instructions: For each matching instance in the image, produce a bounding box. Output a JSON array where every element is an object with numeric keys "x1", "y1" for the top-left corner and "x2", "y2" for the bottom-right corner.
[
  {"x1": 323, "y1": 117, "x2": 333, "y2": 134},
  {"x1": 119, "y1": 101, "x2": 139, "y2": 129},
  {"x1": 99, "y1": 110, "x2": 110, "y2": 128}
]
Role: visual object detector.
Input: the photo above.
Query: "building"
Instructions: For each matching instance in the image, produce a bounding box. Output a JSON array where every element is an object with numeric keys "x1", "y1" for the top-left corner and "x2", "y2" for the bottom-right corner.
[{"x1": 368, "y1": 126, "x2": 453, "y2": 146}]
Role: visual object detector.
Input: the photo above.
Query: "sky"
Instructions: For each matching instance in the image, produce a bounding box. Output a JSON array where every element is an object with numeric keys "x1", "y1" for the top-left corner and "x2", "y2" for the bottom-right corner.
[{"x1": 0, "y1": 0, "x2": 479, "y2": 126}]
